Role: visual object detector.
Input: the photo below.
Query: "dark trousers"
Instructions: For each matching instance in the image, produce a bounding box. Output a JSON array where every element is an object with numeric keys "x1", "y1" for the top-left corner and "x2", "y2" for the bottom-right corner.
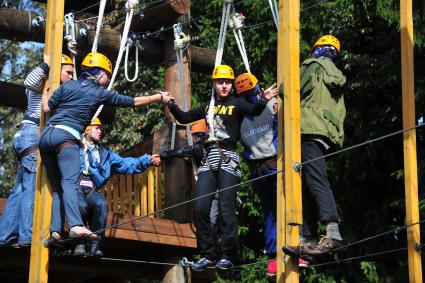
[
  {"x1": 78, "y1": 191, "x2": 108, "y2": 248},
  {"x1": 39, "y1": 126, "x2": 83, "y2": 228},
  {"x1": 301, "y1": 139, "x2": 338, "y2": 238},
  {"x1": 194, "y1": 170, "x2": 240, "y2": 262}
]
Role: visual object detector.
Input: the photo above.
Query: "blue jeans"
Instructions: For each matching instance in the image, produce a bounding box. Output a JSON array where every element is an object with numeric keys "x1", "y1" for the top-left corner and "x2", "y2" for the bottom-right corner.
[
  {"x1": 78, "y1": 191, "x2": 108, "y2": 244},
  {"x1": 0, "y1": 123, "x2": 39, "y2": 245},
  {"x1": 39, "y1": 126, "x2": 83, "y2": 228}
]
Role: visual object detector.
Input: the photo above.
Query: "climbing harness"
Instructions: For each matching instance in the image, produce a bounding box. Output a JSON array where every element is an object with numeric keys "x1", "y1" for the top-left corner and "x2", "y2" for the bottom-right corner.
[
  {"x1": 64, "y1": 13, "x2": 78, "y2": 80},
  {"x1": 268, "y1": 0, "x2": 279, "y2": 30}
]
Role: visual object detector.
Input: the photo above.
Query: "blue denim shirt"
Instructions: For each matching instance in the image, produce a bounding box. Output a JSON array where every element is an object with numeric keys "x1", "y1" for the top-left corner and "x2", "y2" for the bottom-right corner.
[
  {"x1": 47, "y1": 79, "x2": 134, "y2": 133},
  {"x1": 80, "y1": 146, "x2": 152, "y2": 189}
]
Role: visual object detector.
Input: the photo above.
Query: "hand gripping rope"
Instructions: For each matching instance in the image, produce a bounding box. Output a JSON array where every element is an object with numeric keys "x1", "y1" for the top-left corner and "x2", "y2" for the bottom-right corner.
[
  {"x1": 207, "y1": 0, "x2": 232, "y2": 142},
  {"x1": 90, "y1": 0, "x2": 138, "y2": 124},
  {"x1": 229, "y1": 11, "x2": 251, "y2": 73},
  {"x1": 64, "y1": 13, "x2": 78, "y2": 80}
]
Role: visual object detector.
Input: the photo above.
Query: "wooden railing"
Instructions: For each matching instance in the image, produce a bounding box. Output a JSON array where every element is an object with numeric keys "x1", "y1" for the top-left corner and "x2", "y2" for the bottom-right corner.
[{"x1": 101, "y1": 167, "x2": 163, "y2": 218}]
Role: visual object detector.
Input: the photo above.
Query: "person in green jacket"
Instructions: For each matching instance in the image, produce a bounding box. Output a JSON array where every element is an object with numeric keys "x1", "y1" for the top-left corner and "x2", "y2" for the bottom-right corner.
[{"x1": 283, "y1": 35, "x2": 346, "y2": 258}]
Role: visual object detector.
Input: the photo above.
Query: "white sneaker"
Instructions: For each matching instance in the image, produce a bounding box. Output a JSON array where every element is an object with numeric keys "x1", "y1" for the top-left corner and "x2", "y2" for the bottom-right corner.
[{"x1": 69, "y1": 226, "x2": 98, "y2": 239}]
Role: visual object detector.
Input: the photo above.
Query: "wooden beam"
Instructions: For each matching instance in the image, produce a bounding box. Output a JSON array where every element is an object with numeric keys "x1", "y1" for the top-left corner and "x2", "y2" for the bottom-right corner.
[
  {"x1": 0, "y1": 81, "x2": 116, "y2": 123},
  {"x1": 29, "y1": 0, "x2": 65, "y2": 282},
  {"x1": 32, "y1": 0, "x2": 116, "y2": 14},
  {"x1": 0, "y1": 8, "x2": 216, "y2": 73},
  {"x1": 400, "y1": 0, "x2": 423, "y2": 282},
  {"x1": 127, "y1": 0, "x2": 191, "y2": 32},
  {"x1": 277, "y1": 0, "x2": 301, "y2": 282},
  {"x1": 163, "y1": 19, "x2": 193, "y2": 222}
]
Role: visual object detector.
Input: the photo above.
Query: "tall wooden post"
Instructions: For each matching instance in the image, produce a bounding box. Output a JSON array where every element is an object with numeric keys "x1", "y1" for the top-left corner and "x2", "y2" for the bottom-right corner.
[
  {"x1": 29, "y1": 0, "x2": 65, "y2": 282},
  {"x1": 162, "y1": 17, "x2": 193, "y2": 223},
  {"x1": 277, "y1": 0, "x2": 301, "y2": 282},
  {"x1": 400, "y1": 1, "x2": 423, "y2": 282}
]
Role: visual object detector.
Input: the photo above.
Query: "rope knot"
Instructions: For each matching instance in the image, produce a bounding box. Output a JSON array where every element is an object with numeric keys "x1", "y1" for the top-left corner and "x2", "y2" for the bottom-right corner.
[{"x1": 229, "y1": 13, "x2": 245, "y2": 30}]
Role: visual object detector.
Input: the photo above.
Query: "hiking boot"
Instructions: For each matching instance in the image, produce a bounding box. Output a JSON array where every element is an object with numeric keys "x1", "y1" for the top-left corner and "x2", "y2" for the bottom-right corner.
[
  {"x1": 307, "y1": 236, "x2": 344, "y2": 256},
  {"x1": 215, "y1": 258, "x2": 234, "y2": 270},
  {"x1": 69, "y1": 226, "x2": 98, "y2": 240},
  {"x1": 282, "y1": 240, "x2": 314, "y2": 258},
  {"x1": 191, "y1": 257, "x2": 214, "y2": 272},
  {"x1": 266, "y1": 259, "x2": 276, "y2": 277},
  {"x1": 298, "y1": 257, "x2": 310, "y2": 268}
]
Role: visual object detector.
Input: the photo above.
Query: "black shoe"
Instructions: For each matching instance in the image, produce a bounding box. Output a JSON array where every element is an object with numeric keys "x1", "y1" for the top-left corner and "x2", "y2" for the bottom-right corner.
[
  {"x1": 215, "y1": 258, "x2": 234, "y2": 270},
  {"x1": 191, "y1": 258, "x2": 214, "y2": 272},
  {"x1": 73, "y1": 243, "x2": 86, "y2": 257},
  {"x1": 87, "y1": 240, "x2": 103, "y2": 258},
  {"x1": 88, "y1": 249, "x2": 103, "y2": 258}
]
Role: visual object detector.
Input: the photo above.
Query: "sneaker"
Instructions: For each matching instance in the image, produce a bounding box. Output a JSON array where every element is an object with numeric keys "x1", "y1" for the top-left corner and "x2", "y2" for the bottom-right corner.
[
  {"x1": 266, "y1": 259, "x2": 276, "y2": 277},
  {"x1": 215, "y1": 258, "x2": 234, "y2": 270},
  {"x1": 298, "y1": 257, "x2": 310, "y2": 268},
  {"x1": 44, "y1": 232, "x2": 63, "y2": 248},
  {"x1": 69, "y1": 226, "x2": 98, "y2": 239},
  {"x1": 191, "y1": 257, "x2": 214, "y2": 272},
  {"x1": 282, "y1": 240, "x2": 314, "y2": 258},
  {"x1": 307, "y1": 236, "x2": 344, "y2": 256}
]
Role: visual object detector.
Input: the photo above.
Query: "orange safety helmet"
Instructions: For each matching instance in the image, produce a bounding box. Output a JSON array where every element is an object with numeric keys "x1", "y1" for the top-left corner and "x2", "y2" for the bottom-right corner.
[
  {"x1": 191, "y1": 119, "x2": 207, "y2": 135},
  {"x1": 312, "y1": 35, "x2": 341, "y2": 54},
  {"x1": 234, "y1": 73, "x2": 259, "y2": 94}
]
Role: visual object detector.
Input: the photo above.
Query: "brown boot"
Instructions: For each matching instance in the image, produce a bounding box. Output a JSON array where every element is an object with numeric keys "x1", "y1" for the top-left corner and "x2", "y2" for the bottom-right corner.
[
  {"x1": 282, "y1": 240, "x2": 314, "y2": 258},
  {"x1": 307, "y1": 236, "x2": 343, "y2": 256}
]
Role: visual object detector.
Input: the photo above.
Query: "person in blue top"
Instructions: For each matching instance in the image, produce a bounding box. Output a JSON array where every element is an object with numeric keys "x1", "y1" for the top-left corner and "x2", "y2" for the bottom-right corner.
[
  {"x1": 67, "y1": 118, "x2": 160, "y2": 257},
  {"x1": 40, "y1": 52, "x2": 169, "y2": 239}
]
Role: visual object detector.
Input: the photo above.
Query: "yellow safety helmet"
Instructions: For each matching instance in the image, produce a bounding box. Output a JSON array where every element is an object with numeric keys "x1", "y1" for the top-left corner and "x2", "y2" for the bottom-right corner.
[
  {"x1": 81, "y1": 52, "x2": 113, "y2": 74},
  {"x1": 85, "y1": 117, "x2": 102, "y2": 133},
  {"x1": 312, "y1": 35, "x2": 341, "y2": 54},
  {"x1": 61, "y1": 54, "x2": 74, "y2": 66},
  {"x1": 235, "y1": 73, "x2": 259, "y2": 94},
  {"x1": 191, "y1": 119, "x2": 207, "y2": 135},
  {"x1": 211, "y1": 65, "x2": 235, "y2": 80}
]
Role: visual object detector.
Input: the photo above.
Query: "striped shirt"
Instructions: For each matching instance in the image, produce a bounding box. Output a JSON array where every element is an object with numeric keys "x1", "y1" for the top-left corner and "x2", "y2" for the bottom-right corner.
[
  {"x1": 23, "y1": 63, "x2": 49, "y2": 124},
  {"x1": 199, "y1": 148, "x2": 241, "y2": 177}
]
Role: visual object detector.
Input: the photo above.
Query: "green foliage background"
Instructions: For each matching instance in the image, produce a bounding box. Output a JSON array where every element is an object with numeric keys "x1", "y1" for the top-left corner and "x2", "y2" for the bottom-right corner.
[{"x1": 1, "y1": 0, "x2": 425, "y2": 282}]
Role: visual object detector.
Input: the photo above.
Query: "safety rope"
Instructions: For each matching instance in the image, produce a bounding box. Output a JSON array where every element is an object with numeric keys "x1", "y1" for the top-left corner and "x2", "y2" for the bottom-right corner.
[
  {"x1": 91, "y1": 0, "x2": 107, "y2": 53},
  {"x1": 229, "y1": 11, "x2": 250, "y2": 73},
  {"x1": 173, "y1": 22, "x2": 193, "y2": 147},
  {"x1": 124, "y1": 34, "x2": 139, "y2": 82},
  {"x1": 64, "y1": 13, "x2": 78, "y2": 80},
  {"x1": 207, "y1": 0, "x2": 232, "y2": 142},
  {"x1": 90, "y1": 0, "x2": 138, "y2": 124},
  {"x1": 269, "y1": 0, "x2": 279, "y2": 30}
]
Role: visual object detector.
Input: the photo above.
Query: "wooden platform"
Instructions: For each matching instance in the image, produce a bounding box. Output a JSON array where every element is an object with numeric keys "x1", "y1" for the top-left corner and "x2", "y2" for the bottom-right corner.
[{"x1": 0, "y1": 198, "x2": 216, "y2": 282}]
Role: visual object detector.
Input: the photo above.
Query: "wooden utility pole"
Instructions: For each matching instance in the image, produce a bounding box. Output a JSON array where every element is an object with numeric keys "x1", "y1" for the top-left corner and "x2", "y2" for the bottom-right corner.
[
  {"x1": 277, "y1": 0, "x2": 301, "y2": 282},
  {"x1": 400, "y1": 0, "x2": 423, "y2": 282},
  {"x1": 28, "y1": 0, "x2": 64, "y2": 282}
]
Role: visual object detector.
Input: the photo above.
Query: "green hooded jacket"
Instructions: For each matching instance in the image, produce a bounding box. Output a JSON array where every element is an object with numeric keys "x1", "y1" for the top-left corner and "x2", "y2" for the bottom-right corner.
[{"x1": 300, "y1": 57, "x2": 346, "y2": 148}]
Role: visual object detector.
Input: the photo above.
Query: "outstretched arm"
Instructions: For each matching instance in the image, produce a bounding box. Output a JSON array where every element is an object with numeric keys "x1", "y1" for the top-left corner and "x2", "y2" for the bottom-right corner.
[{"x1": 134, "y1": 92, "x2": 171, "y2": 107}]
